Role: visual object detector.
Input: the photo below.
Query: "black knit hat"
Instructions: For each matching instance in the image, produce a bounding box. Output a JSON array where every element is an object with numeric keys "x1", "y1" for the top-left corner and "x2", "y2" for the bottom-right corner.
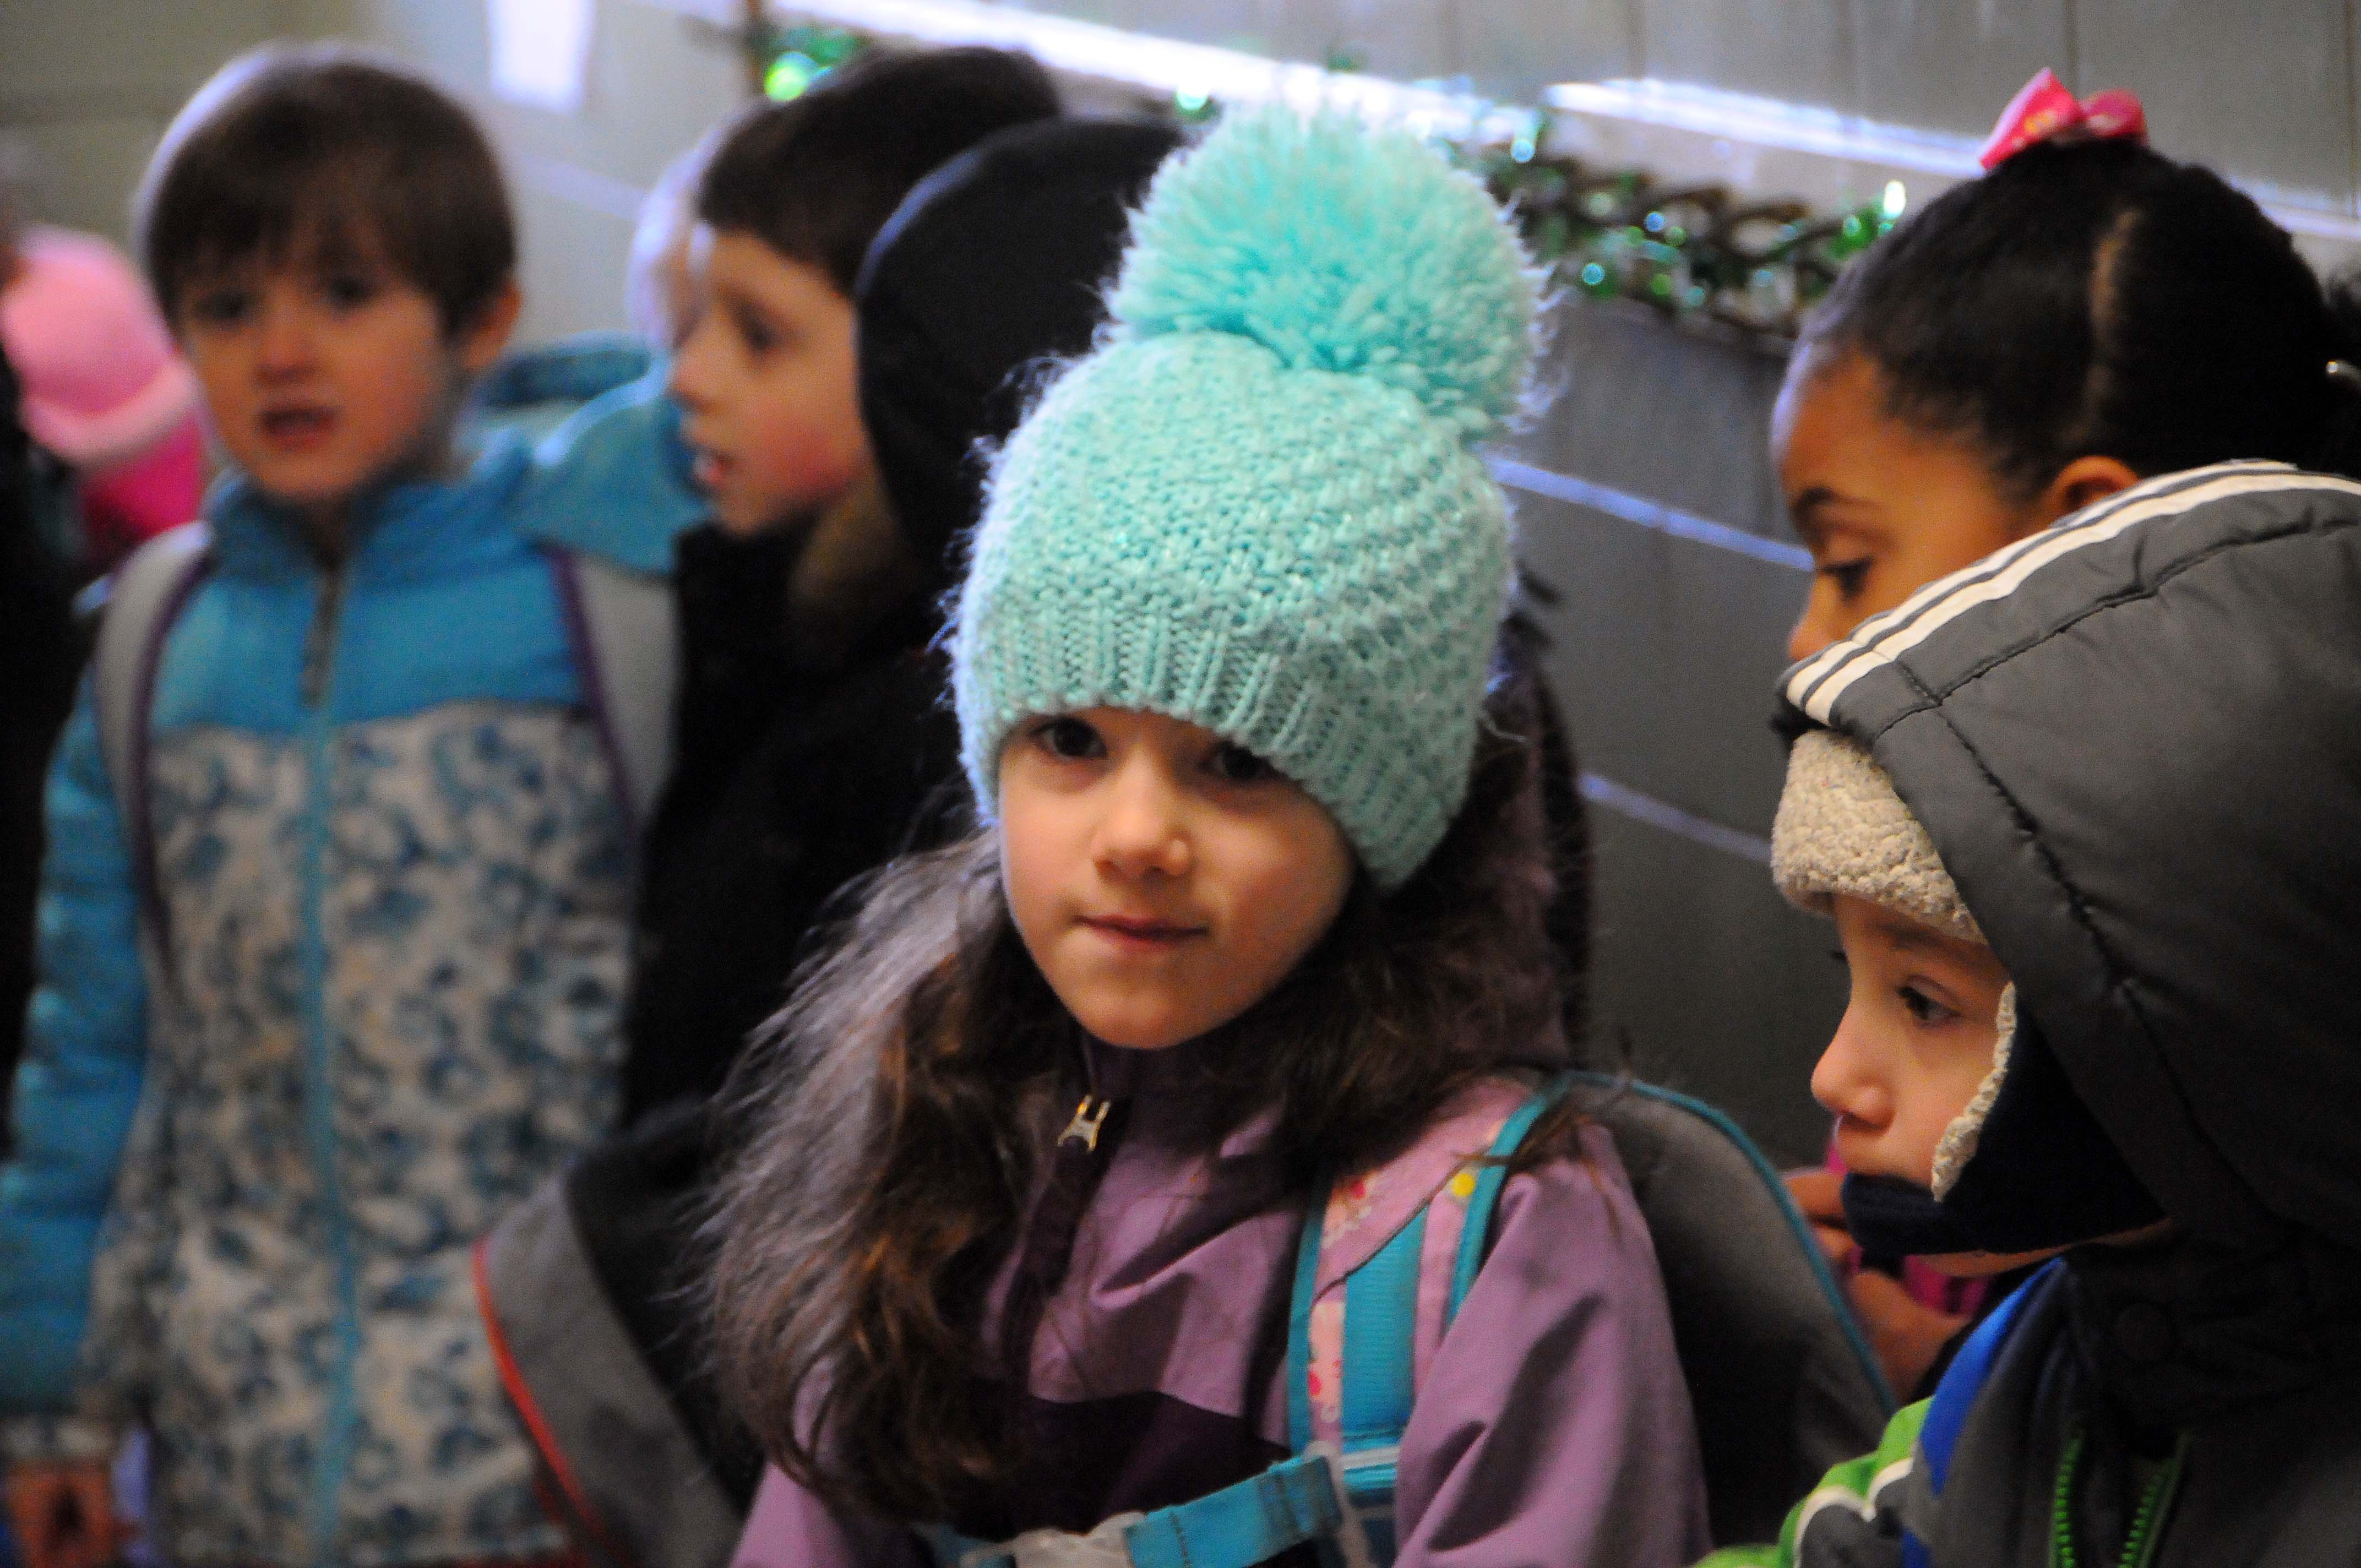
[{"x1": 853, "y1": 116, "x2": 1183, "y2": 576}]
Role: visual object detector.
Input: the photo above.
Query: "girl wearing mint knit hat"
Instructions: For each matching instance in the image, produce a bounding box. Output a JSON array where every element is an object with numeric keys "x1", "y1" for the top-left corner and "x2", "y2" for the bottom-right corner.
[{"x1": 707, "y1": 107, "x2": 1709, "y2": 1568}]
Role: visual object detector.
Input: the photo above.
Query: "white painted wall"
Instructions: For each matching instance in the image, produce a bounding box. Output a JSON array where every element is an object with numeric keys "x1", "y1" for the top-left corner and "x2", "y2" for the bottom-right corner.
[
  {"x1": 1, "y1": 1, "x2": 307, "y2": 247},
  {"x1": 1, "y1": 0, "x2": 747, "y2": 346}
]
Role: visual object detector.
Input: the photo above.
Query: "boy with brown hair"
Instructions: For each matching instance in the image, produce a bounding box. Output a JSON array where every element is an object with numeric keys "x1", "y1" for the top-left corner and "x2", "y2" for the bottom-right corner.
[
  {"x1": 548, "y1": 44, "x2": 1060, "y2": 1124},
  {"x1": 0, "y1": 43, "x2": 680, "y2": 1568},
  {"x1": 479, "y1": 60, "x2": 1107, "y2": 1565}
]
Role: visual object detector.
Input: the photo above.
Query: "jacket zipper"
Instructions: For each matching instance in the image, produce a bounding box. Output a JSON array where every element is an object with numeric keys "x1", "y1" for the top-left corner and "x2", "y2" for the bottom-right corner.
[
  {"x1": 297, "y1": 563, "x2": 361, "y2": 1564},
  {"x1": 1060, "y1": 1095, "x2": 1116, "y2": 1151}
]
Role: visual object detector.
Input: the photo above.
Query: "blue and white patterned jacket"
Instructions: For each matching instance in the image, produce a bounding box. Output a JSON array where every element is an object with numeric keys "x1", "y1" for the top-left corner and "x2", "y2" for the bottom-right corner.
[{"x1": 0, "y1": 374, "x2": 699, "y2": 1568}]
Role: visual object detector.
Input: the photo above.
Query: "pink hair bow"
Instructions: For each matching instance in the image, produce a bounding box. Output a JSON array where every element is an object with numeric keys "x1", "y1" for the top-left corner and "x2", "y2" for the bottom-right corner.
[{"x1": 1978, "y1": 68, "x2": 2147, "y2": 171}]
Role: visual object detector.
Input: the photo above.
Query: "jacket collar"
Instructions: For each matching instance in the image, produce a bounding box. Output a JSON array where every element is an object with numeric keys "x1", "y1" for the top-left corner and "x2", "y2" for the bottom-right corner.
[
  {"x1": 2067, "y1": 1225, "x2": 2361, "y2": 1429},
  {"x1": 203, "y1": 435, "x2": 534, "y2": 586}
]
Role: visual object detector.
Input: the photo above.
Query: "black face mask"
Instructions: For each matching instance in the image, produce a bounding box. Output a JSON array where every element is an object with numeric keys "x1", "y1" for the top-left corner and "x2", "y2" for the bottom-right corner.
[{"x1": 1840, "y1": 1017, "x2": 2163, "y2": 1259}]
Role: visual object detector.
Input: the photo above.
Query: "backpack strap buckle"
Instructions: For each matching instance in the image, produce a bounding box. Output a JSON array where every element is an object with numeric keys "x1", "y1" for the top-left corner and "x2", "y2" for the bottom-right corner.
[
  {"x1": 956, "y1": 1511, "x2": 1145, "y2": 1568},
  {"x1": 1308, "y1": 1440, "x2": 1381, "y2": 1568}
]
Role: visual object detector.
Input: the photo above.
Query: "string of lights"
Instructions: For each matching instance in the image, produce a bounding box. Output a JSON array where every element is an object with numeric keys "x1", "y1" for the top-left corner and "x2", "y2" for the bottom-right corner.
[{"x1": 742, "y1": 19, "x2": 1903, "y2": 342}]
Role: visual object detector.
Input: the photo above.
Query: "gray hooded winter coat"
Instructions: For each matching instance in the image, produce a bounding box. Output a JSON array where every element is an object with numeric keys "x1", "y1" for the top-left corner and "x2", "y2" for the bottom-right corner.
[{"x1": 1723, "y1": 460, "x2": 2361, "y2": 1567}]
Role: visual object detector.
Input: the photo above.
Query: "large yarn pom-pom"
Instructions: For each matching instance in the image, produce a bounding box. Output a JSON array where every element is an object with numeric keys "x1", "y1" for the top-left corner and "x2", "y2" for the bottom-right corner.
[{"x1": 1107, "y1": 106, "x2": 1538, "y2": 439}]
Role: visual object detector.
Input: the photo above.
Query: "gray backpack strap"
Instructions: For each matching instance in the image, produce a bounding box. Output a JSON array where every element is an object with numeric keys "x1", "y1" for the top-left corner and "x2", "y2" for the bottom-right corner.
[
  {"x1": 476, "y1": 1173, "x2": 742, "y2": 1568},
  {"x1": 548, "y1": 549, "x2": 677, "y2": 837},
  {"x1": 93, "y1": 522, "x2": 213, "y2": 979}
]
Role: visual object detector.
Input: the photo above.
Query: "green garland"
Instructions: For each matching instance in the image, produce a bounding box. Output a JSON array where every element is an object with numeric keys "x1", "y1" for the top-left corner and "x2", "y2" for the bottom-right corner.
[
  {"x1": 746, "y1": 22, "x2": 1899, "y2": 340},
  {"x1": 1470, "y1": 116, "x2": 1902, "y2": 341}
]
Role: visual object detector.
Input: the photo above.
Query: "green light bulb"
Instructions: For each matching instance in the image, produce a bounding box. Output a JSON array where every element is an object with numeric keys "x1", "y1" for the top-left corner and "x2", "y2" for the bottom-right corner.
[{"x1": 765, "y1": 52, "x2": 822, "y2": 101}]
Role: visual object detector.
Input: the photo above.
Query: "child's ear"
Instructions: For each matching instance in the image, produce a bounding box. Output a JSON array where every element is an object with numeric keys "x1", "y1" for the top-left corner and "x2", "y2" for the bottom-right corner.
[
  {"x1": 455, "y1": 278, "x2": 523, "y2": 375},
  {"x1": 2037, "y1": 455, "x2": 2141, "y2": 526}
]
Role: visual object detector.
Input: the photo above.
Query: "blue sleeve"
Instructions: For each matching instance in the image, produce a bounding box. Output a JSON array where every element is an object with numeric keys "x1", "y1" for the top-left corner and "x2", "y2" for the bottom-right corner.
[
  {"x1": 0, "y1": 677, "x2": 150, "y2": 1413},
  {"x1": 510, "y1": 364, "x2": 706, "y2": 574},
  {"x1": 466, "y1": 332, "x2": 657, "y2": 451}
]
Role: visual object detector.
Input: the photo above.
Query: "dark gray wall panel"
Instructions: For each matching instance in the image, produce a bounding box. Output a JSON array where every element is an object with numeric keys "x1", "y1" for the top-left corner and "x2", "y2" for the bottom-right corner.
[
  {"x1": 1511, "y1": 302, "x2": 1796, "y2": 547},
  {"x1": 1580, "y1": 804, "x2": 1842, "y2": 1167},
  {"x1": 1517, "y1": 488, "x2": 1804, "y2": 835},
  {"x1": 1848, "y1": 0, "x2": 2071, "y2": 141},
  {"x1": 1504, "y1": 298, "x2": 1831, "y2": 1161},
  {"x1": 2075, "y1": 0, "x2": 2355, "y2": 211}
]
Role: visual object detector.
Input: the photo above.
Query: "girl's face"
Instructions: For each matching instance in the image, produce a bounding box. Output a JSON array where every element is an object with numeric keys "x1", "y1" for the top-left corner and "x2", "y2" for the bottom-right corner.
[
  {"x1": 1774, "y1": 351, "x2": 2046, "y2": 662},
  {"x1": 997, "y1": 708, "x2": 1355, "y2": 1052}
]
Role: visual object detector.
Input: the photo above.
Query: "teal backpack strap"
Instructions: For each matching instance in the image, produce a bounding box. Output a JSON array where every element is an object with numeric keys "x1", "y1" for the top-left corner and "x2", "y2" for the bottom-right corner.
[
  {"x1": 1332, "y1": 1213, "x2": 1423, "y2": 1561},
  {"x1": 1301, "y1": 1074, "x2": 1571, "y2": 1566},
  {"x1": 932, "y1": 1449, "x2": 1364, "y2": 1568},
  {"x1": 1281, "y1": 1160, "x2": 1426, "y2": 1562},
  {"x1": 1446, "y1": 1079, "x2": 1567, "y2": 1318},
  {"x1": 1284, "y1": 1214, "x2": 1392, "y2": 1561}
]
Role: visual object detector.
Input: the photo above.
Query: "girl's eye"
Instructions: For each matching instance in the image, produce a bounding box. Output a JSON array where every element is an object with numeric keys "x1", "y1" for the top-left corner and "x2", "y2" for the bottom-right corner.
[
  {"x1": 1032, "y1": 717, "x2": 1103, "y2": 761},
  {"x1": 1819, "y1": 558, "x2": 1872, "y2": 598},
  {"x1": 186, "y1": 288, "x2": 253, "y2": 328},
  {"x1": 1898, "y1": 983, "x2": 1959, "y2": 1027},
  {"x1": 1206, "y1": 743, "x2": 1277, "y2": 785}
]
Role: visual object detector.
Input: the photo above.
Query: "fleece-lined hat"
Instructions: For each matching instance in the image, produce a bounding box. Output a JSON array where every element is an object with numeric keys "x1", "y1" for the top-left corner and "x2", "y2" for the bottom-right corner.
[
  {"x1": 1771, "y1": 730, "x2": 1981, "y2": 944},
  {"x1": 949, "y1": 107, "x2": 1539, "y2": 887}
]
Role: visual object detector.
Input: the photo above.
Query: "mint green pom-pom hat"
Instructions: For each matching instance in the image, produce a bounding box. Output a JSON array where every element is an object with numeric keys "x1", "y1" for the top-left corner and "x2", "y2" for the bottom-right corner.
[{"x1": 950, "y1": 107, "x2": 1541, "y2": 888}]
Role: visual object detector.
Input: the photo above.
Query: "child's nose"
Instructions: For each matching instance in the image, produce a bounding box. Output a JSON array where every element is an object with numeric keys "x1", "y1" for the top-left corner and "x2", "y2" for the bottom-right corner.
[
  {"x1": 668, "y1": 313, "x2": 721, "y2": 412},
  {"x1": 1787, "y1": 596, "x2": 1840, "y2": 663},
  {"x1": 1810, "y1": 1007, "x2": 1894, "y2": 1129},
  {"x1": 254, "y1": 298, "x2": 317, "y2": 377},
  {"x1": 1092, "y1": 760, "x2": 1192, "y2": 880}
]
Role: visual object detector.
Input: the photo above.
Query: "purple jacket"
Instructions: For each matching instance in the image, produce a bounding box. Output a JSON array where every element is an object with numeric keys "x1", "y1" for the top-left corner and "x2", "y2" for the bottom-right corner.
[{"x1": 730, "y1": 1041, "x2": 1710, "y2": 1567}]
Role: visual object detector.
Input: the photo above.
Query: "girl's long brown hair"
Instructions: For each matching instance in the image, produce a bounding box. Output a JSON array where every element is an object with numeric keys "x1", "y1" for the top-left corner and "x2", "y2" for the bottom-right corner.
[{"x1": 704, "y1": 635, "x2": 1584, "y2": 1523}]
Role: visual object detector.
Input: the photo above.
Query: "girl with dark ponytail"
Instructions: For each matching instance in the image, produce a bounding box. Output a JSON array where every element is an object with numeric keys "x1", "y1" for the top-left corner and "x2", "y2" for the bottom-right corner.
[{"x1": 1778, "y1": 72, "x2": 2361, "y2": 665}]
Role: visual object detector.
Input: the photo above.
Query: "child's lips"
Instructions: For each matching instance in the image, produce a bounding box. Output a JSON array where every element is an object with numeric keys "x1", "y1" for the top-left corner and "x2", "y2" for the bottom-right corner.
[
  {"x1": 691, "y1": 447, "x2": 735, "y2": 489},
  {"x1": 1080, "y1": 914, "x2": 1207, "y2": 951},
  {"x1": 259, "y1": 405, "x2": 336, "y2": 452},
  {"x1": 1831, "y1": 1125, "x2": 1929, "y2": 1190}
]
